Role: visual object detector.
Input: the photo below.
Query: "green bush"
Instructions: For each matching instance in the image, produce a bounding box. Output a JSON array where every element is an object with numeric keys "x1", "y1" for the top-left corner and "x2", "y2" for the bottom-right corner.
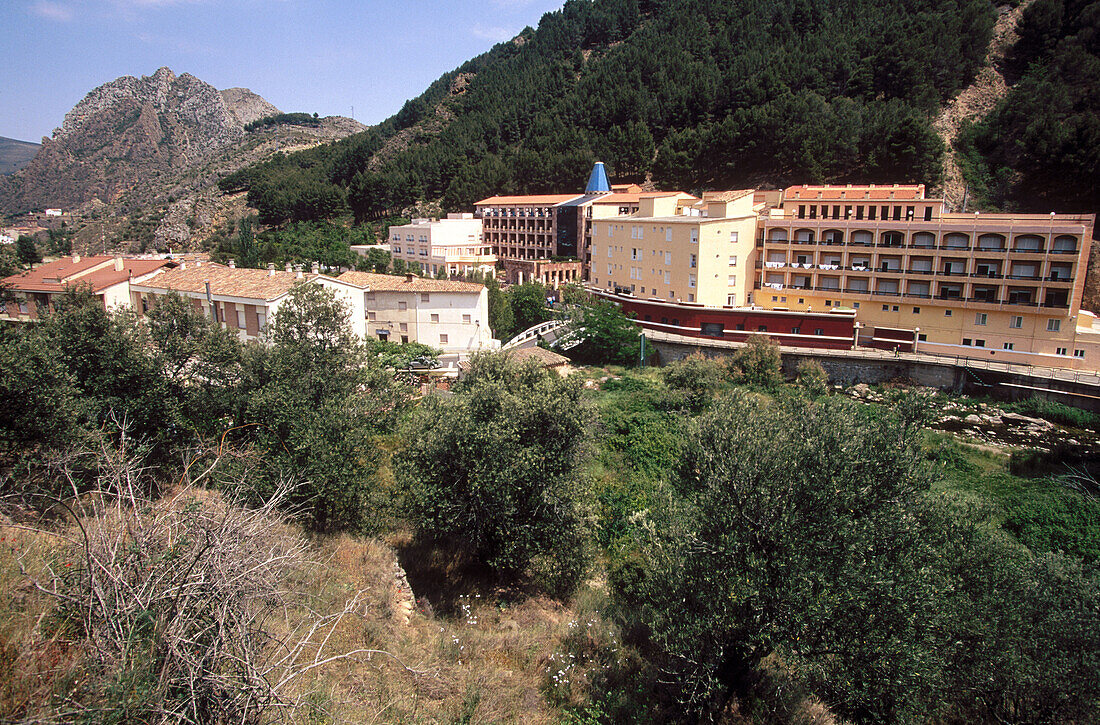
[
  {"x1": 795, "y1": 358, "x2": 829, "y2": 396},
  {"x1": 729, "y1": 334, "x2": 783, "y2": 388}
]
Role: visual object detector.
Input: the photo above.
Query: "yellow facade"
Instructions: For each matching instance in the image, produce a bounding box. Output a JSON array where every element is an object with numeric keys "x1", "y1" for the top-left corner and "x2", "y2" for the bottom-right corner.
[
  {"x1": 755, "y1": 185, "x2": 1098, "y2": 369},
  {"x1": 590, "y1": 192, "x2": 759, "y2": 307}
]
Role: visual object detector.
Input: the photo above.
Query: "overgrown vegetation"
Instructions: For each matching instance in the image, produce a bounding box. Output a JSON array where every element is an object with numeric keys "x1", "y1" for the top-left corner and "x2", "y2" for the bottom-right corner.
[
  {"x1": 244, "y1": 112, "x2": 322, "y2": 133},
  {"x1": 2, "y1": 293, "x2": 1098, "y2": 723}
]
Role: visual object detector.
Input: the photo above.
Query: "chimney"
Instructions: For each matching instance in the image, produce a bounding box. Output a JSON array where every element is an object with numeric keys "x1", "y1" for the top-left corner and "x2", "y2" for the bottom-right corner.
[
  {"x1": 295, "y1": 264, "x2": 303, "y2": 279},
  {"x1": 113, "y1": 257, "x2": 123, "y2": 272},
  {"x1": 228, "y1": 259, "x2": 236, "y2": 269},
  {"x1": 267, "y1": 263, "x2": 276, "y2": 277},
  {"x1": 311, "y1": 261, "x2": 320, "y2": 275},
  {"x1": 405, "y1": 273, "x2": 414, "y2": 283},
  {"x1": 285, "y1": 262, "x2": 293, "y2": 273},
  {"x1": 72, "y1": 253, "x2": 81, "y2": 264}
]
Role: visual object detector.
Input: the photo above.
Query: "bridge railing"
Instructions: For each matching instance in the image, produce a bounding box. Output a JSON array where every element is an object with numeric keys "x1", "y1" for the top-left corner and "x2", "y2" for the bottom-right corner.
[{"x1": 502, "y1": 319, "x2": 565, "y2": 350}]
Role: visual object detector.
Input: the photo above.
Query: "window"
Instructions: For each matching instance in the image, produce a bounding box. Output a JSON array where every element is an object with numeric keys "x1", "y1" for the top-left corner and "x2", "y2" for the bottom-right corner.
[
  {"x1": 236, "y1": 310, "x2": 245, "y2": 329},
  {"x1": 430, "y1": 313, "x2": 439, "y2": 323},
  {"x1": 701, "y1": 322, "x2": 724, "y2": 336},
  {"x1": 367, "y1": 311, "x2": 377, "y2": 321},
  {"x1": 607, "y1": 263, "x2": 613, "y2": 275},
  {"x1": 1057, "y1": 347, "x2": 1068, "y2": 355},
  {"x1": 882, "y1": 304, "x2": 890, "y2": 311},
  {"x1": 892, "y1": 305, "x2": 900, "y2": 312},
  {"x1": 913, "y1": 307, "x2": 921, "y2": 314},
  {"x1": 1003, "y1": 343, "x2": 1014, "y2": 350},
  {"x1": 728, "y1": 275, "x2": 736, "y2": 285},
  {"x1": 791, "y1": 327, "x2": 800, "y2": 334},
  {"x1": 975, "y1": 313, "x2": 987, "y2": 326},
  {"x1": 398, "y1": 301, "x2": 407, "y2": 311},
  {"x1": 689, "y1": 254, "x2": 697, "y2": 268},
  {"x1": 1047, "y1": 319, "x2": 1061, "y2": 332},
  {"x1": 815, "y1": 328, "x2": 824, "y2": 335},
  {"x1": 400, "y1": 322, "x2": 408, "y2": 331},
  {"x1": 688, "y1": 274, "x2": 696, "y2": 288},
  {"x1": 462, "y1": 314, "x2": 471, "y2": 324},
  {"x1": 607, "y1": 246, "x2": 613, "y2": 257},
  {"x1": 401, "y1": 335, "x2": 409, "y2": 344},
  {"x1": 963, "y1": 338, "x2": 972, "y2": 346},
  {"x1": 758, "y1": 325, "x2": 768, "y2": 332},
  {"x1": 631, "y1": 248, "x2": 639, "y2": 260},
  {"x1": 918, "y1": 333, "x2": 927, "y2": 342},
  {"x1": 690, "y1": 229, "x2": 698, "y2": 244},
  {"x1": 976, "y1": 340, "x2": 986, "y2": 347},
  {"x1": 945, "y1": 310, "x2": 952, "y2": 317},
  {"x1": 439, "y1": 334, "x2": 448, "y2": 345},
  {"x1": 729, "y1": 255, "x2": 737, "y2": 266},
  {"x1": 257, "y1": 312, "x2": 266, "y2": 330},
  {"x1": 730, "y1": 231, "x2": 739, "y2": 242},
  {"x1": 1010, "y1": 316, "x2": 1023, "y2": 329},
  {"x1": 666, "y1": 227, "x2": 673, "y2": 242},
  {"x1": 1074, "y1": 350, "x2": 1085, "y2": 358},
  {"x1": 664, "y1": 271, "x2": 670, "y2": 284}
]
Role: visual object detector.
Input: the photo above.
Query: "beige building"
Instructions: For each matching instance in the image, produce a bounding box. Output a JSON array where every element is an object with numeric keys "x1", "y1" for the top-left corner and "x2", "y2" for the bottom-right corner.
[
  {"x1": 590, "y1": 190, "x2": 760, "y2": 307},
  {"x1": 2, "y1": 254, "x2": 171, "y2": 321},
  {"x1": 387, "y1": 214, "x2": 497, "y2": 277},
  {"x1": 756, "y1": 184, "x2": 1098, "y2": 368},
  {"x1": 338, "y1": 271, "x2": 499, "y2": 359},
  {"x1": 131, "y1": 261, "x2": 365, "y2": 342}
]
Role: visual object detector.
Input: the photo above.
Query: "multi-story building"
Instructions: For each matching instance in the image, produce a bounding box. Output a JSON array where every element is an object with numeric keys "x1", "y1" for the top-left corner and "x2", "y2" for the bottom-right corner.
[
  {"x1": 475, "y1": 193, "x2": 586, "y2": 285},
  {"x1": 755, "y1": 184, "x2": 1098, "y2": 367},
  {"x1": 386, "y1": 213, "x2": 497, "y2": 278},
  {"x1": 1, "y1": 254, "x2": 172, "y2": 321},
  {"x1": 131, "y1": 260, "x2": 365, "y2": 342},
  {"x1": 338, "y1": 271, "x2": 498, "y2": 359},
  {"x1": 591, "y1": 190, "x2": 760, "y2": 307}
]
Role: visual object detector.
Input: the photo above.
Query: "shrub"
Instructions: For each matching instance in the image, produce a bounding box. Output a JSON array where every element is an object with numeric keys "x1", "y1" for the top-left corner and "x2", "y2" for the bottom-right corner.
[
  {"x1": 795, "y1": 358, "x2": 829, "y2": 396},
  {"x1": 729, "y1": 334, "x2": 783, "y2": 388}
]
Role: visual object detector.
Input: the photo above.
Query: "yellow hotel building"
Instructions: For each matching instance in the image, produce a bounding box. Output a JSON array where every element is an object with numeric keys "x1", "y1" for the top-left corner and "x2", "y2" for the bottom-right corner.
[
  {"x1": 590, "y1": 190, "x2": 760, "y2": 308},
  {"x1": 756, "y1": 185, "x2": 1098, "y2": 369}
]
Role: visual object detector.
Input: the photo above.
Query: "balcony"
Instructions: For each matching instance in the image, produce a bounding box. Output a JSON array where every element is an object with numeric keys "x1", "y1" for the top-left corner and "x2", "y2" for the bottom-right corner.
[
  {"x1": 907, "y1": 268, "x2": 936, "y2": 275},
  {"x1": 1006, "y1": 274, "x2": 1041, "y2": 280},
  {"x1": 971, "y1": 271, "x2": 1003, "y2": 279}
]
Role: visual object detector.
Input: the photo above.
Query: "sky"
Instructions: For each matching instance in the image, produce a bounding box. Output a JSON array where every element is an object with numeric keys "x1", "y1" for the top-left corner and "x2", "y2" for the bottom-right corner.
[{"x1": 1, "y1": 0, "x2": 566, "y2": 143}]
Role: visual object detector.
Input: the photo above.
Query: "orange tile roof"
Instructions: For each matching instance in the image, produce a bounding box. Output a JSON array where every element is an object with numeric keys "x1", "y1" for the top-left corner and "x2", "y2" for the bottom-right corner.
[
  {"x1": 338, "y1": 271, "x2": 486, "y2": 293},
  {"x1": 611, "y1": 183, "x2": 643, "y2": 193},
  {"x1": 135, "y1": 264, "x2": 316, "y2": 300},
  {"x1": 474, "y1": 194, "x2": 583, "y2": 206},
  {"x1": 2, "y1": 256, "x2": 170, "y2": 294},
  {"x1": 784, "y1": 184, "x2": 925, "y2": 201},
  {"x1": 506, "y1": 346, "x2": 571, "y2": 367}
]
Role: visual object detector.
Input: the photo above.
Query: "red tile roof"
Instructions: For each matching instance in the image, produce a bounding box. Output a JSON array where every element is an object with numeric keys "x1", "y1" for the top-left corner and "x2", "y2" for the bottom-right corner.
[
  {"x1": 784, "y1": 184, "x2": 925, "y2": 201},
  {"x1": 338, "y1": 271, "x2": 486, "y2": 293},
  {"x1": 134, "y1": 264, "x2": 317, "y2": 300},
  {"x1": 702, "y1": 189, "x2": 755, "y2": 203},
  {"x1": 474, "y1": 194, "x2": 583, "y2": 206},
  {"x1": 2, "y1": 256, "x2": 170, "y2": 294}
]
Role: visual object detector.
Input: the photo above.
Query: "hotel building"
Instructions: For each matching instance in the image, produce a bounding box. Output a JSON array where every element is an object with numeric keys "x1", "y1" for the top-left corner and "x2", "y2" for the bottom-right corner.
[
  {"x1": 590, "y1": 190, "x2": 760, "y2": 308},
  {"x1": 387, "y1": 213, "x2": 497, "y2": 278},
  {"x1": 755, "y1": 184, "x2": 1098, "y2": 367}
]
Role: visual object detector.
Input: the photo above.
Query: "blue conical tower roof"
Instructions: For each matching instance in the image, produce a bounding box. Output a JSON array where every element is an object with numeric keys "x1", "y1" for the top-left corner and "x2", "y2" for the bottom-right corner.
[{"x1": 585, "y1": 161, "x2": 611, "y2": 194}]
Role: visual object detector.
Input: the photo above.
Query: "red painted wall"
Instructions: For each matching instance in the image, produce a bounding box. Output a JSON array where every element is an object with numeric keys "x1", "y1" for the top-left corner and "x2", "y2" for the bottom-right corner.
[{"x1": 600, "y1": 293, "x2": 856, "y2": 350}]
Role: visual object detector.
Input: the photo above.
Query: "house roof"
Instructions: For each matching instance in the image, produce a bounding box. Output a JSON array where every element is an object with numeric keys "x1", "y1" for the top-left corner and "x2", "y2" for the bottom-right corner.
[
  {"x1": 784, "y1": 184, "x2": 926, "y2": 201},
  {"x1": 338, "y1": 271, "x2": 485, "y2": 293},
  {"x1": 135, "y1": 264, "x2": 316, "y2": 301},
  {"x1": 507, "y1": 346, "x2": 571, "y2": 367},
  {"x1": 702, "y1": 189, "x2": 755, "y2": 203},
  {"x1": 474, "y1": 194, "x2": 583, "y2": 206},
  {"x1": 593, "y1": 191, "x2": 697, "y2": 204},
  {"x1": 2, "y1": 255, "x2": 170, "y2": 294}
]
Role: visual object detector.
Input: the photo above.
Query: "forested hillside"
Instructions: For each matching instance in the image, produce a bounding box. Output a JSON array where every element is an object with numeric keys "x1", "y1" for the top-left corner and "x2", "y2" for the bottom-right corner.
[
  {"x1": 221, "y1": 0, "x2": 999, "y2": 226},
  {"x1": 958, "y1": 0, "x2": 1100, "y2": 212}
]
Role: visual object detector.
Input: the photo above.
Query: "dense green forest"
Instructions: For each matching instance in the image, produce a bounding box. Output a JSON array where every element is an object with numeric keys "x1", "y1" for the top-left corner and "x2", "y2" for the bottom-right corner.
[
  {"x1": 958, "y1": 0, "x2": 1100, "y2": 212},
  {"x1": 220, "y1": 0, "x2": 1001, "y2": 226}
]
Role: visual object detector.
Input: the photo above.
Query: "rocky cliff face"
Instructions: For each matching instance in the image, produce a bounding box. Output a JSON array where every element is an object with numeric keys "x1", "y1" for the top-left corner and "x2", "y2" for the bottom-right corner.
[
  {"x1": 219, "y1": 87, "x2": 282, "y2": 127},
  {"x1": 2, "y1": 67, "x2": 272, "y2": 213}
]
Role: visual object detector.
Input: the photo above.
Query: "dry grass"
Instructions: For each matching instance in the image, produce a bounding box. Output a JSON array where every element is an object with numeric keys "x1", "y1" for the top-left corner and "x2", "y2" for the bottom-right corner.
[{"x1": 0, "y1": 457, "x2": 615, "y2": 724}]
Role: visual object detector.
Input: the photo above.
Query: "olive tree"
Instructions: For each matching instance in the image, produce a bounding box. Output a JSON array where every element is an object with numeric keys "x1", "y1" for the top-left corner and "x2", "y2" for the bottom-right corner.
[{"x1": 395, "y1": 352, "x2": 591, "y2": 596}]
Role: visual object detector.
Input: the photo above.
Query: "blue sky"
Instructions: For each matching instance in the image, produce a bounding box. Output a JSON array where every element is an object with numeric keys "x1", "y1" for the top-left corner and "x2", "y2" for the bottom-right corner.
[{"x1": 2, "y1": 0, "x2": 566, "y2": 142}]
